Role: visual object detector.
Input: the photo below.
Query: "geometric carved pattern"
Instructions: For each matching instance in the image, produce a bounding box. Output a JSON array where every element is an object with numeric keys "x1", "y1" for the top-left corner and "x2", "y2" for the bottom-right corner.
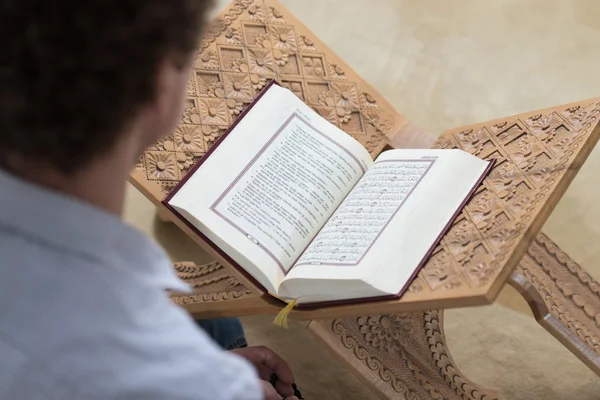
[
  {"x1": 308, "y1": 232, "x2": 600, "y2": 399},
  {"x1": 133, "y1": 0, "x2": 398, "y2": 196},
  {"x1": 404, "y1": 99, "x2": 600, "y2": 301}
]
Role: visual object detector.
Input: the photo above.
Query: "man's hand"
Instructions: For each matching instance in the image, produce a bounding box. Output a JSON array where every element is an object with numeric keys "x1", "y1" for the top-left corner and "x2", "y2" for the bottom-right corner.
[{"x1": 231, "y1": 346, "x2": 297, "y2": 400}]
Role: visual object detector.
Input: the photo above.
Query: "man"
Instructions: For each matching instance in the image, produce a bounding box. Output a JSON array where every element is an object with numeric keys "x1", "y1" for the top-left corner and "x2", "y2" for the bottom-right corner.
[{"x1": 0, "y1": 1, "x2": 298, "y2": 399}]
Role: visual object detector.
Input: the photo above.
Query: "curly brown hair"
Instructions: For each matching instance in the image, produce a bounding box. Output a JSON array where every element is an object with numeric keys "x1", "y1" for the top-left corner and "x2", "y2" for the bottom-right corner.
[{"x1": 1, "y1": 0, "x2": 213, "y2": 173}]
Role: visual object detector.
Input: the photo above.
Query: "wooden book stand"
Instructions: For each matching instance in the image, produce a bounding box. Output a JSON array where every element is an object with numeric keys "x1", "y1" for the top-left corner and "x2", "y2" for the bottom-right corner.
[{"x1": 129, "y1": 1, "x2": 600, "y2": 397}]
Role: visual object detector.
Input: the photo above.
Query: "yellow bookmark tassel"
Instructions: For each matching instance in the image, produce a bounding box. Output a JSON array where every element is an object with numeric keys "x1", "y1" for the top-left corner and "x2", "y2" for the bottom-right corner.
[{"x1": 273, "y1": 299, "x2": 297, "y2": 329}]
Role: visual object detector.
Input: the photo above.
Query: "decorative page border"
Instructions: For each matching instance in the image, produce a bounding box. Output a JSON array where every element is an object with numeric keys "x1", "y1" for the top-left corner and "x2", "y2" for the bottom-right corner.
[{"x1": 210, "y1": 111, "x2": 366, "y2": 274}]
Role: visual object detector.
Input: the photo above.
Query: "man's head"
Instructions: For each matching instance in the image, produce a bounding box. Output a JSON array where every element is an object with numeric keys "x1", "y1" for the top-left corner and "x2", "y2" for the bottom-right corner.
[{"x1": 2, "y1": 0, "x2": 213, "y2": 174}]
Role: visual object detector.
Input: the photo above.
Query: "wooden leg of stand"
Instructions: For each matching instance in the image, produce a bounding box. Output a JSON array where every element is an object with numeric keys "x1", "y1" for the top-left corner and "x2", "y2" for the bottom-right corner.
[
  {"x1": 308, "y1": 311, "x2": 501, "y2": 400},
  {"x1": 508, "y1": 233, "x2": 600, "y2": 376},
  {"x1": 307, "y1": 232, "x2": 600, "y2": 399}
]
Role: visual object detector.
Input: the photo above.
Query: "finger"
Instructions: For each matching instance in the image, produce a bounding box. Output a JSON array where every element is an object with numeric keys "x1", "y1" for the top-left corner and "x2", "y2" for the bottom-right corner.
[
  {"x1": 285, "y1": 397, "x2": 299, "y2": 400},
  {"x1": 260, "y1": 380, "x2": 281, "y2": 400},
  {"x1": 274, "y1": 380, "x2": 294, "y2": 397},
  {"x1": 255, "y1": 346, "x2": 295, "y2": 387},
  {"x1": 256, "y1": 365, "x2": 274, "y2": 382},
  {"x1": 267, "y1": 371, "x2": 294, "y2": 398}
]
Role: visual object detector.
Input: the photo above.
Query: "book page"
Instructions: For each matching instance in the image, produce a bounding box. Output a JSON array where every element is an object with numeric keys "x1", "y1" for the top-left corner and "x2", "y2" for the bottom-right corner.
[
  {"x1": 295, "y1": 159, "x2": 433, "y2": 266},
  {"x1": 168, "y1": 84, "x2": 372, "y2": 293},
  {"x1": 210, "y1": 113, "x2": 368, "y2": 272}
]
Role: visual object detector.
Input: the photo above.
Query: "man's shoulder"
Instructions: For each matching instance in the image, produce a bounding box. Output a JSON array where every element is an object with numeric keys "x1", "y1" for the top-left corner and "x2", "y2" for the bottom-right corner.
[
  {"x1": 0, "y1": 232, "x2": 260, "y2": 399},
  {"x1": 0, "y1": 324, "x2": 261, "y2": 400}
]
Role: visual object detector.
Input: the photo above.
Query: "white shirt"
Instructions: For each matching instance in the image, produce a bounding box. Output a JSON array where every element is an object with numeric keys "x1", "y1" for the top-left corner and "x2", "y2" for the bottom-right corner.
[{"x1": 0, "y1": 169, "x2": 262, "y2": 399}]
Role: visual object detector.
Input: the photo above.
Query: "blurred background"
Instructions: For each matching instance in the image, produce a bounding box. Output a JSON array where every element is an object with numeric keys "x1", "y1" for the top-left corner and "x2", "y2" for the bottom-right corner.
[{"x1": 125, "y1": 1, "x2": 600, "y2": 398}]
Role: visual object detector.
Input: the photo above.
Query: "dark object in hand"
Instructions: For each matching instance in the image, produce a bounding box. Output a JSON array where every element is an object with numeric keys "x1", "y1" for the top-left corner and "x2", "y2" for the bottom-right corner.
[{"x1": 270, "y1": 373, "x2": 304, "y2": 399}]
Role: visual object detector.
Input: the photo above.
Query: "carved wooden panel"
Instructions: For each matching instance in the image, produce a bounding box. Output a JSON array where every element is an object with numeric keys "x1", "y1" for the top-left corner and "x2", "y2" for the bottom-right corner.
[
  {"x1": 130, "y1": 0, "x2": 600, "y2": 317},
  {"x1": 402, "y1": 99, "x2": 600, "y2": 305},
  {"x1": 307, "y1": 232, "x2": 600, "y2": 399},
  {"x1": 514, "y1": 234, "x2": 600, "y2": 371},
  {"x1": 130, "y1": 0, "x2": 407, "y2": 200}
]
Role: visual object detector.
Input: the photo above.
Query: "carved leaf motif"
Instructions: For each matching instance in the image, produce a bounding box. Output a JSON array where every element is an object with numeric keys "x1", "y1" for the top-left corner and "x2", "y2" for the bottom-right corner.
[
  {"x1": 254, "y1": 33, "x2": 272, "y2": 49},
  {"x1": 196, "y1": 50, "x2": 219, "y2": 69},
  {"x1": 273, "y1": 50, "x2": 289, "y2": 66},
  {"x1": 360, "y1": 92, "x2": 378, "y2": 108},
  {"x1": 268, "y1": 6, "x2": 285, "y2": 21},
  {"x1": 329, "y1": 63, "x2": 347, "y2": 80},
  {"x1": 249, "y1": 73, "x2": 267, "y2": 90},
  {"x1": 247, "y1": 4, "x2": 265, "y2": 21},
  {"x1": 181, "y1": 107, "x2": 203, "y2": 125},
  {"x1": 224, "y1": 27, "x2": 242, "y2": 43},
  {"x1": 298, "y1": 35, "x2": 316, "y2": 52},
  {"x1": 206, "y1": 81, "x2": 225, "y2": 98},
  {"x1": 362, "y1": 110, "x2": 379, "y2": 126},
  {"x1": 317, "y1": 90, "x2": 336, "y2": 107},
  {"x1": 336, "y1": 107, "x2": 352, "y2": 124},
  {"x1": 226, "y1": 98, "x2": 245, "y2": 117}
]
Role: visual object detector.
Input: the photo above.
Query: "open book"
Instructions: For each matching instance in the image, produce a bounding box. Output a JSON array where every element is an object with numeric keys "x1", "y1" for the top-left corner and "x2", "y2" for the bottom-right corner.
[{"x1": 164, "y1": 81, "x2": 494, "y2": 307}]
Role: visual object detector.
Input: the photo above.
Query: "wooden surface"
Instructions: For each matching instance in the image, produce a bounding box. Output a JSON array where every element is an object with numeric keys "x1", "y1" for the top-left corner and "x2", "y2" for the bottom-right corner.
[
  {"x1": 306, "y1": 233, "x2": 600, "y2": 399},
  {"x1": 129, "y1": 0, "x2": 600, "y2": 318}
]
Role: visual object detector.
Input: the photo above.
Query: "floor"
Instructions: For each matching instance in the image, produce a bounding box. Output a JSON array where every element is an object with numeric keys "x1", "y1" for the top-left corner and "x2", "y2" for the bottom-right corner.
[{"x1": 124, "y1": 0, "x2": 600, "y2": 398}]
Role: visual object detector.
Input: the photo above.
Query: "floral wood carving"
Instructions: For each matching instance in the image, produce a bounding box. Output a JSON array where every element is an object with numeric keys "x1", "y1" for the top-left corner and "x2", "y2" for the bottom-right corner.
[{"x1": 134, "y1": 0, "x2": 398, "y2": 197}]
